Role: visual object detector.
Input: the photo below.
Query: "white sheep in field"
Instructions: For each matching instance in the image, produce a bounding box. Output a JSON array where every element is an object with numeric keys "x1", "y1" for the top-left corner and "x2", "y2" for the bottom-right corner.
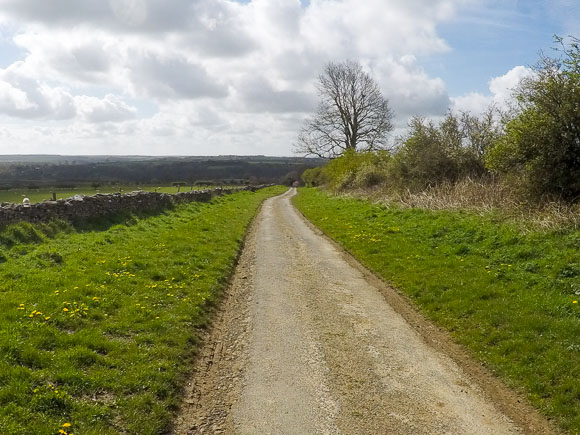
[{"x1": 22, "y1": 197, "x2": 30, "y2": 206}]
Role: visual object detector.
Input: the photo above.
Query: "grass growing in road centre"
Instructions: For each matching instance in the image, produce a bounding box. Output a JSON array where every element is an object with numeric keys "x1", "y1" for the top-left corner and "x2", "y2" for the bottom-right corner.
[
  {"x1": 0, "y1": 186, "x2": 285, "y2": 435},
  {"x1": 294, "y1": 188, "x2": 580, "y2": 432}
]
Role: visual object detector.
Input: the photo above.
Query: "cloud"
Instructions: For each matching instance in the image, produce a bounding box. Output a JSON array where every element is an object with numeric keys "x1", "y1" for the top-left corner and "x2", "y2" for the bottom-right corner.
[
  {"x1": 371, "y1": 55, "x2": 450, "y2": 122},
  {"x1": 0, "y1": 62, "x2": 76, "y2": 119},
  {"x1": 451, "y1": 65, "x2": 533, "y2": 114},
  {"x1": 0, "y1": 0, "x2": 473, "y2": 155},
  {"x1": 76, "y1": 94, "x2": 137, "y2": 123},
  {"x1": 0, "y1": 0, "x2": 196, "y2": 32},
  {"x1": 235, "y1": 75, "x2": 316, "y2": 113},
  {"x1": 129, "y1": 52, "x2": 229, "y2": 100}
]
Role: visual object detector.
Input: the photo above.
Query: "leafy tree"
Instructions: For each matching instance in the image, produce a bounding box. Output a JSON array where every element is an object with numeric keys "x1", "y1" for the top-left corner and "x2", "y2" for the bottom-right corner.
[
  {"x1": 295, "y1": 60, "x2": 394, "y2": 158},
  {"x1": 486, "y1": 36, "x2": 580, "y2": 199}
]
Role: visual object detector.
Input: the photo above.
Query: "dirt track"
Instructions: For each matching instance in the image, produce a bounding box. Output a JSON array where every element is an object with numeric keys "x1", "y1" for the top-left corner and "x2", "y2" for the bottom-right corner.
[{"x1": 174, "y1": 188, "x2": 554, "y2": 434}]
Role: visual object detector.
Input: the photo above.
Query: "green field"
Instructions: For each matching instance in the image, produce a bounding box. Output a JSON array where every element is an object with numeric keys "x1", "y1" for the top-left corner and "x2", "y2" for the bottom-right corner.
[
  {"x1": 0, "y1": 185, "x2": 228, "y2": 205},
  {"x1": 294, "y1": 188, "x2": 580, "y2": 432},
  {"x1": 0, "y1": 185, "x2": 286, "y2": 434}
]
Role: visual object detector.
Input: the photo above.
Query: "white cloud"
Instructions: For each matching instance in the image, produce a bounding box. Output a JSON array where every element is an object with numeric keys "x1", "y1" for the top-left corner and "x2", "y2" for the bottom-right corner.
[
  {"x1": 0, "y1": 62, "x2": 77, "y2": 119},
  {"x1": 451, "y1": 65, "x2": 533, "y2": 114},
  {"x1": 0, "y1": 0, "x2": 473, "y2": 155},
  {"x1": 76, "y1": 94, "x2": 137, "y2": 123}
]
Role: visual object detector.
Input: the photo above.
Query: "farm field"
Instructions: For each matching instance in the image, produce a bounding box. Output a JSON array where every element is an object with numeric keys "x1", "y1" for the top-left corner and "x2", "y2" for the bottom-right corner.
[
  {"x1": 0, "y1": 185, "x2": 231, "y2": 205},
  {"x1": 0, "y1": 185, "x2": 286, "y2": 434},
  {"x1": 294, "y1": 188, "x2": 580, "y2": 432}
]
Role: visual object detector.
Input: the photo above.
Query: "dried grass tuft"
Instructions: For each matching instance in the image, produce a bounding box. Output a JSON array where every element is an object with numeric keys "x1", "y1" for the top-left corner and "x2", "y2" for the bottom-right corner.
[{"x1": 341, "y1": 177, "x2": 580, "y2": 232}]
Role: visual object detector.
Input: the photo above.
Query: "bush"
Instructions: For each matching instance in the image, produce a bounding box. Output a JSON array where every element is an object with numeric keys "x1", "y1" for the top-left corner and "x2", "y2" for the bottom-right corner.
[
  {"x1": 301, "y1": 167, "x2": 325, "y2": 187},
  {"x1": 317, "y1": 150, "x2": 391, "y2": 191},
  {"x1": 390, "y1": 113, "x2": 494, "y2": 189},
  {"x1": 486, "y1": 36, "x2": 580, "y2": 200}
]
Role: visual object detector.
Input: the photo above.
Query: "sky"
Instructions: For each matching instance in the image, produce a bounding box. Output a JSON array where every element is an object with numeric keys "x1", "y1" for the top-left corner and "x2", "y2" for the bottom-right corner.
[{"x1": 0, "y1": 0, "x2": 577, "y2": 156}]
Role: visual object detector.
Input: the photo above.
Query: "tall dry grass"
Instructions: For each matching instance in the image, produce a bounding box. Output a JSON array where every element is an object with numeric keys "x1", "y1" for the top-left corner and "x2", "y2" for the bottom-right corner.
[{"x1": 344, "y1": 177, "x2": 580, "y2": 231}]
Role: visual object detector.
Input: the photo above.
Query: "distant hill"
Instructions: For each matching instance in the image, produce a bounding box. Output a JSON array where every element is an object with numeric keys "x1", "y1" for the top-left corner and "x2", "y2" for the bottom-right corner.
[{"x1": 0, "y1": 155, "x2": 326, "y2": 187}]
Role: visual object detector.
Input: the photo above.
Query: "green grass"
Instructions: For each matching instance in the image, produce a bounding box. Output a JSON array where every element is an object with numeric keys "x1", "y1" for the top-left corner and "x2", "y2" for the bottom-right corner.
[
  {"x1": 294, "y1": 188, "x2": 580, "y2": 432},
  {"x1": 0, "y1": 185, "x2": 286, "y2": 435},
  {"x1": 0, "y1": 185, "x2": 229, "y2": 204}
]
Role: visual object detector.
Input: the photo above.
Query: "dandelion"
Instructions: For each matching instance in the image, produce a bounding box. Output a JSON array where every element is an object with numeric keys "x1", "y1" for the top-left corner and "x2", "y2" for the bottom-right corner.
[
  {"x1": 573, "y1": 301, "x2": 578, "y2": 304},
  {"x1": 45, "y1": 316, "x2": 51, "y2": 320},
  {"x1": 63, "y1": 308, "x2": 69, "y2": 312},
  {"x1": 62, "y1": 423, "x2": 71, "y2": 428}
]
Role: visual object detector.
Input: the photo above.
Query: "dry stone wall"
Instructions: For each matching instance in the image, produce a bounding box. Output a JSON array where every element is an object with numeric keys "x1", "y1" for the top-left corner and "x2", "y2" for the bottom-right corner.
[{"x1": 0, "y1": 185, "x2": 273, "y2": 227}]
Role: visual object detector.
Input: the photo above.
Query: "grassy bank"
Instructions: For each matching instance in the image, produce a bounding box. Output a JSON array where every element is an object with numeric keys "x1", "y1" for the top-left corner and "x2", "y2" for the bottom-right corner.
[
  {"x1": 0, "y1": 186, "x2": 286, "y2": 434},
  {"x1": 294, "y1": 188, "x2": 580, "y2": 432}
]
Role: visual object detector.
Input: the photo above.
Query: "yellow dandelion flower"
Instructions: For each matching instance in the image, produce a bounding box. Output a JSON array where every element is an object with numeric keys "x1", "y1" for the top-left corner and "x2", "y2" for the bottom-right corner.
[
  {"x1": 63, "y1": 308, "x2": 69, "y2": 312},
  {"x1": 573, "y1": 301, "x2": 578, "y2": 304},
  {"x1": 62, "y1": 423, "x2": 71, "y2": 428}
]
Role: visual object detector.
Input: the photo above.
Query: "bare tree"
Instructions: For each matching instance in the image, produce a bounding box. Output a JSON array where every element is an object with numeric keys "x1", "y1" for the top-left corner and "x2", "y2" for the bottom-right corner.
[{"x1": 295, "y1": 60, "x2": 394, "y2": 158}]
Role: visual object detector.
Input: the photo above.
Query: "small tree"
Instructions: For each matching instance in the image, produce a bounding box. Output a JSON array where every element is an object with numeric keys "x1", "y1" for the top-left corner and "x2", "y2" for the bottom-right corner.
[
  {"x1": 486, "y1": 36, "x2": 580, "y2": 199},
  {"x1": 295, "y1": 60, "x2": 394, "y2": 158}
]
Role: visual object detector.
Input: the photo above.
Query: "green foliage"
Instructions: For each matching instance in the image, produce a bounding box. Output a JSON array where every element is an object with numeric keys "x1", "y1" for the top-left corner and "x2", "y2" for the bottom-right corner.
[
  {"x1": 486, "y1": 36, "x2": 580, "y2": 199},
  {"x1": 310, "y1": 111, "x2": 500, "y2": 193},
  {"x1": 294, "y1": 188, "x2": 580, "y2": 432},
  {"x1": 392, "y1": 112, "x2": 494, "y2": 188},
  {"x1": 301, "y1": 167, "x2": 326, "y2": 187},
  {"x1": 0, "y1": 186, "x2": 285, "y2": 434},
  {"x1": 309, "y1": 150, "x2": 392, "y2": 191}
]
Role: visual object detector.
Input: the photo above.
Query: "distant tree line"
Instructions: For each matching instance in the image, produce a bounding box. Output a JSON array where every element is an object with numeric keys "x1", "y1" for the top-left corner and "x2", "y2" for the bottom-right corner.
[
  {"x1": 301, "y1": 36, "x2": 579, "y2": 202},
  {"x1": 0, "y1": 157, "x2": 325, "y2": 189}
]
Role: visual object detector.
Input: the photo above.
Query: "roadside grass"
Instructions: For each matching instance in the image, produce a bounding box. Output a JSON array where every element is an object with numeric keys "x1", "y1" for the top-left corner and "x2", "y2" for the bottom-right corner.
[
  {"x1": 0, "y1": 185, "x2": 286, "y2": 435},
  {"x1": 0, "y1": 185, "x2": 229, "y2": 204},
  {"x1": 294, "y1": 187, "x2": 580, "y2": 432}
]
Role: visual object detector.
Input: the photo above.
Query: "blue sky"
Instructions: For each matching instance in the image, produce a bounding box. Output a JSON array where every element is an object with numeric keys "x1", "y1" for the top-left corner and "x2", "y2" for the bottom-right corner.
[
  {"x1": 431, "y1": 0, "x2": 578, "y2": 95},
  {"x1": 0, "y1": 0, "x2": 577, "y2": 156}
]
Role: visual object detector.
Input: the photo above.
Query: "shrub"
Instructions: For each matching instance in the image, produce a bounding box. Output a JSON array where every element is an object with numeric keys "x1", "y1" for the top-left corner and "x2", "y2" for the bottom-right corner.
[
  {"x1": 486, "y1": 36, "x2": 580, "y2": 200},
  {"x1": 318, "y1": 150, "x2": 392, "y2": 191},
  {"x1": 390, "y1": 112, "x2": 495, "y2": 190},
  {"x1": 301, "y1": 167, "x2": 325, "y2": 187}
]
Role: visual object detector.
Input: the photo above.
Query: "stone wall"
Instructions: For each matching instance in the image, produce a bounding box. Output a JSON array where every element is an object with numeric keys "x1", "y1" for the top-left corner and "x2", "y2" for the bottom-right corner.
[{"x1": 0, "y1": 185, "x2": 273, "y2": 227}]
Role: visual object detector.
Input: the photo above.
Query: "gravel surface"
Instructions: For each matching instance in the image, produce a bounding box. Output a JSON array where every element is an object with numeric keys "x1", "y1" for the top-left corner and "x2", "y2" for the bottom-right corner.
[{"x1": 174, "y1": 188, "x2": 554, "y2": 435}]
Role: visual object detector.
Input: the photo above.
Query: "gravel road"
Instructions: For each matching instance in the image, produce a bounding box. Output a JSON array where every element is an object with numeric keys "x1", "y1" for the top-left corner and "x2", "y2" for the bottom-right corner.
[{"x1": 174, "y1": 188, "x2": 554, "y2": 435}]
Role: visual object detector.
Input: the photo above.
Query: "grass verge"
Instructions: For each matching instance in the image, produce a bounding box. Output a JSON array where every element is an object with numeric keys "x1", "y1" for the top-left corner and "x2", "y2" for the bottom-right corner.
[
  {"x1": 294, "y1": 187, "x2": 580, "y2": 432},
  {"x1": 0, "y1": 186, "x2": 286, "y2": 435}
]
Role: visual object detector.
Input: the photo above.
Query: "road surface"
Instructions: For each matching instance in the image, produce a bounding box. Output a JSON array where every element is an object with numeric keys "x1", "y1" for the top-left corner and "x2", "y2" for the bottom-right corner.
[{"x1": 174, "y1": 188, "x2": 553, "y2": 435}]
